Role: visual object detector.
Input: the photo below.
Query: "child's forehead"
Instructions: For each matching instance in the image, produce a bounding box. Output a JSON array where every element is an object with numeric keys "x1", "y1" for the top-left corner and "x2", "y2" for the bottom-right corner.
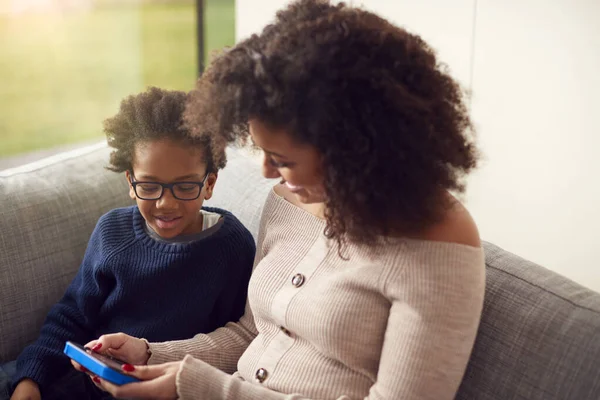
[{"x1": 132, "y1": 139, "x2": 209, "y2": 179}]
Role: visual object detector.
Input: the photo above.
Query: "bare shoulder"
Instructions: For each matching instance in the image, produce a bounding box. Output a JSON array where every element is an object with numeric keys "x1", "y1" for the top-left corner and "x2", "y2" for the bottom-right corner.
[{"x1": 420, "y1": 195, "x2": 481, "y2": 248}]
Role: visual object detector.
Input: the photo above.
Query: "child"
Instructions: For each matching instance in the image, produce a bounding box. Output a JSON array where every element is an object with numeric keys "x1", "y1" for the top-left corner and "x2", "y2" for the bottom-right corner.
[{"x1": 4, "y1": 87, "x2": 255, "y2": 400}]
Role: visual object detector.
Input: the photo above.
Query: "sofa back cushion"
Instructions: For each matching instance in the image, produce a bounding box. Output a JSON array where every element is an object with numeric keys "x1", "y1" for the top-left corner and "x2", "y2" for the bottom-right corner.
[
  {"x1": 0, "y1": 144, "x2": 271, "y2": 361},
  {"x1": 458, "y1": 242, "x2": 600, "y2": 399}
]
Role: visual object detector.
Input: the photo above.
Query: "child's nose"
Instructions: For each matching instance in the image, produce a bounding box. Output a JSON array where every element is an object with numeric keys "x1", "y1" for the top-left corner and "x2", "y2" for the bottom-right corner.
[{"x1": 155, "y1": 188, "x2": 179, "y2": 208}]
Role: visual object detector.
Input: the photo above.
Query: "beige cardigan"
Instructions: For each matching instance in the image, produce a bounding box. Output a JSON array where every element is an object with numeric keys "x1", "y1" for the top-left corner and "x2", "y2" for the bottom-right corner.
[{"x1": 148, "y1": 189, "x2": 485, "y2": 399}]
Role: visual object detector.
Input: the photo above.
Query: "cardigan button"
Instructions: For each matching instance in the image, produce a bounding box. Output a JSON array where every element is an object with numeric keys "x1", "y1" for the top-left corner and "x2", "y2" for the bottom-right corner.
[
  {"x1": 291, "y1": 273, "x2": 305, "y2": 288},
  {"x1": 255, "y1": 367, "x2": 268, "y2": 383},
  {"x1": 280, "y1": 326, "x2": 292, "y2": 336}
]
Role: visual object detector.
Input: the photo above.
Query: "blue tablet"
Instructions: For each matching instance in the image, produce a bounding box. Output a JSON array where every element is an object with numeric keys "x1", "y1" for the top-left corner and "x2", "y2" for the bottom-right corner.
[{"x1": 63, "y1": 341, "x2": 139, "y2": 385}]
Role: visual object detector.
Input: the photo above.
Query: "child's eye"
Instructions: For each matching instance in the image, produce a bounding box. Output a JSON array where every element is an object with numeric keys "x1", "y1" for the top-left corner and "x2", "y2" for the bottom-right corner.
[
  {"x1": 139, "y1": 184, "x2": 160, "y2": 194},
  {"x1": 177, "y1": 184, "x2": 198, "y2": 192}
]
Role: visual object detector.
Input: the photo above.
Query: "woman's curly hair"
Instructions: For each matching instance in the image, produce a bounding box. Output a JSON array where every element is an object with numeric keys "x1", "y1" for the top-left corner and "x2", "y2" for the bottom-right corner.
[
  {"x1": 185, "y1": 0, "x2": 479, "y2": 247},
  {"x1": 105, "y1": 86, "x2": 224, "y2": 173}
]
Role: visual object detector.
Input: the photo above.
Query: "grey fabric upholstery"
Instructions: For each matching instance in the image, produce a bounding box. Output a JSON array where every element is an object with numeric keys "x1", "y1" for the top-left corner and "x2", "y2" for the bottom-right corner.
[
  {"x1": 204, "y1": 147, "x2": 272, "y2": 240},
  {"x1": 1, "y1": 144, "x2": 599, "y2": 399},
  {"x1": 457, "y1": 242, "x2": 600, "y2": 399},
  {"x1": 0, "y1": 146, "x2": 131, "y2": 362}
]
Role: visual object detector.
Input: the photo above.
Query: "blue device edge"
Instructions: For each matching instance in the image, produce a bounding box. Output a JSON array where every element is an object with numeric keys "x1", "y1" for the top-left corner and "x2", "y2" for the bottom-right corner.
[{"x1": 63, "y1": 342, "x2": 139, "y2": 385}]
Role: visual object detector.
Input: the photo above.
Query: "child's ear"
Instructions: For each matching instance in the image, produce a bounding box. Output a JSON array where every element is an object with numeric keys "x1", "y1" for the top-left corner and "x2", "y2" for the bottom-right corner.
[
  {"x1": 125, "y1": 171, "x2": 136, "y2": 201},
  {"x1": 203, "y1": 172, "x2": 218, "y2": 201}
]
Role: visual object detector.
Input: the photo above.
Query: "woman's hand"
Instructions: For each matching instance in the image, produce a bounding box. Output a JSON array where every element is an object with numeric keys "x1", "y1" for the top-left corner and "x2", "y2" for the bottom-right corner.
[
  {"x1": 86, "y1": 332, "x2": 150, "y2": 365},
  {"x1": 90, "y1": 361, "x2": 181, "y2": 399}
]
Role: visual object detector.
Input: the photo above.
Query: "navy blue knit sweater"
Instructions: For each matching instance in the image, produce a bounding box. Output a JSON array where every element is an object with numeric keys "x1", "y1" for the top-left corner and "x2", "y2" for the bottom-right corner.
[{"x1": 13, "y1": 206, "x2": 255, "y2": 393}]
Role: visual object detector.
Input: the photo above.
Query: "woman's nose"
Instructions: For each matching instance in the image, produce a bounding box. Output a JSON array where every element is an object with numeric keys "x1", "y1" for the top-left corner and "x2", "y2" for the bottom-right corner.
[{"x1": 262, "y1": 156, "x2": 281, "y2": 179}]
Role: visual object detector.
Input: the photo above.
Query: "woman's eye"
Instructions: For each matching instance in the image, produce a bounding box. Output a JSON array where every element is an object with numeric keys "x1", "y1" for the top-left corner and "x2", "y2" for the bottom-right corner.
[{"x1": 268, "y1": 157, "x2": 290, "y2": 168}]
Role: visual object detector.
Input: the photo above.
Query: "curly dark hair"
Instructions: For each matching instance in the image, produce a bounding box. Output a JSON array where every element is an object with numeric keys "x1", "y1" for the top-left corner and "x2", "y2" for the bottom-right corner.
[
  {"x1": 185, "y1": 0, "x2": 479, "y2": 247},
  {"x1": 105, "y1": 86, "x2": 224, "y2": 173}
]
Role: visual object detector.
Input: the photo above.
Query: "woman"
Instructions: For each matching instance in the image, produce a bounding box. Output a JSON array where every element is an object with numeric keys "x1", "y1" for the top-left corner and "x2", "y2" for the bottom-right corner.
[{"x1": 74, "y1": 0, "x2": 485, "y2": 399}]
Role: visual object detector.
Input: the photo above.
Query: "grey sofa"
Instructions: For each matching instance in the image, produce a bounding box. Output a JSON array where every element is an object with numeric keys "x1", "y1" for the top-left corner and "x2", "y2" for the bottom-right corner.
[{"x1": 1, "y1": 144, "x2": 598, "y2": 399}]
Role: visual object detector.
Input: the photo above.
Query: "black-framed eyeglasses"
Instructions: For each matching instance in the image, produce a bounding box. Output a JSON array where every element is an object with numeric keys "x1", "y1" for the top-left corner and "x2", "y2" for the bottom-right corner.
[{"x1": 129, "y1": 172, "x2": 209, "y2": 201}]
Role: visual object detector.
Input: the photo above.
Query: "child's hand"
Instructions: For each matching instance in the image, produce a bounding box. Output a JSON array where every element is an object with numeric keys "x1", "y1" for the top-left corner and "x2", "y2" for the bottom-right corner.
[
  {"x1": 10, "y1": 378, "x2": 41, "y2": 400},
  {"x1": 86, "y1": 332, "x2": 150, "y2": 365}
]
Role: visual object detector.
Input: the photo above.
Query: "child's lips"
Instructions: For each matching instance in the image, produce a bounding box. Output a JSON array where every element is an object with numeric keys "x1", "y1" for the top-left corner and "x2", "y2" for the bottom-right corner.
[{"x1": 154, "y1": 215, "x2": 182, "y2": 229}]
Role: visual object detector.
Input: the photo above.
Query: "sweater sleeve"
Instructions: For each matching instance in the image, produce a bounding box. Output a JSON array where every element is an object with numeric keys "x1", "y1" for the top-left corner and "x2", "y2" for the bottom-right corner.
[
  {"x1": 147, "y1": 301, "x2": 258, "y2": 374},
  {"x1": 13, "y1": 219, "x2": 115, "y2": 393},
  {"x1": 209, "y1": 228, "x2": 256, "y2": 333},
  {"x1": 171, "y1": 244, "x2": 485, "y2": 400}
]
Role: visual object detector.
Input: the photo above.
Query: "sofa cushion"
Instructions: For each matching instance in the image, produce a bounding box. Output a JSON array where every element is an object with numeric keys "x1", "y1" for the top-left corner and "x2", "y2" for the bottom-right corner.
[
  {"x1": 205, "y1": 147, "x2": 270, "y2": 239},
  {"x1": 0, "y1": 143, "x2": 271, "y2": 362},
  {"x1": 457, "y1": 242, "x2": 600, "y2": 400},
  {"x1": 0, "y1": 144, "x2": 130, "y2": 362}
]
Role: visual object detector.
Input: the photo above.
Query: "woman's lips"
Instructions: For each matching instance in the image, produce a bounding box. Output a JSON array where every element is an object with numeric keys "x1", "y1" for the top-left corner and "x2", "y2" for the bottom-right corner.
[{"x1": 284, "y1": 181, "x2": 303, "y2": 193}]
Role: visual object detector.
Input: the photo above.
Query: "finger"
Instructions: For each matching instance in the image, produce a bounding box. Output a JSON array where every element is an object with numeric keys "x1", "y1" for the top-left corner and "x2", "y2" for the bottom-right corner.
[
  {"x1": 70, "y1": 360, "x2": 86, "y2": 372},
  {"x1": 91, "y1": 377, "x2": 116, "y2": 396},
  {"x1": 84, "y1": 339, "x2": 99, "y2": 350},
  {"x1": 90, "y1": 375, "x2": 104, "y2": 390},
  {"x1": 71, "y1": 360, "x2": 94, "y2": 376},
  {"x1": 106, "y1": 346, "x2": 129, "y2": 361},
  {"x1": 121, "y1": 363, "x2": 167, "y2": 381},
  {"x1": 89, "y1": 332, "x2": 128, "y2": 354}
]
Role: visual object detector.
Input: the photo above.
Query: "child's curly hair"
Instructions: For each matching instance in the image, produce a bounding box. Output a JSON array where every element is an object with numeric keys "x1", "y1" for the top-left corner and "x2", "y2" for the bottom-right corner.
[
  {"x1": 105, "y1": 86, "x2": 224, "y2": 173},
  {"x1": 185, "y1": 0, "x2": 479, "y2": 246}
]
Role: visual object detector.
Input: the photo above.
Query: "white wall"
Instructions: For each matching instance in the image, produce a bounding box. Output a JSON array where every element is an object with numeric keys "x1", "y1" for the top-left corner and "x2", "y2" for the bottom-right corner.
[
  {"x1": 467, "y1": 0, "x2": 600, "y2": 290},
  {"x1": 236, "y1": 0, "x2": 600, "y2": 291},
  {"x1": 235, "y1": 0, "x2": 284, "y2": 41},
  {"x1": 236, "y1": 0, "x2": 475, "y2": 86}
]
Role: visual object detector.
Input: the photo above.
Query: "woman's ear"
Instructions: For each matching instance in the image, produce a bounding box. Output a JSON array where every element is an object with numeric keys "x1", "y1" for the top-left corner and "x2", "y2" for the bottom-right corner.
[
  {"x1": 203, "y1": 172, "x2": 218, "y2": 201},
  {"x1": 125, "y1": 171, "x2": 136, "y2": 201}
]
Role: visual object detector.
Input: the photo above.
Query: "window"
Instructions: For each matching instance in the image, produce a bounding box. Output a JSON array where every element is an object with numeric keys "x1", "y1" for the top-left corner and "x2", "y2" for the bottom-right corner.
[{"x1": 0, "y1": 0, "x2": 235, "y2": 169}]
